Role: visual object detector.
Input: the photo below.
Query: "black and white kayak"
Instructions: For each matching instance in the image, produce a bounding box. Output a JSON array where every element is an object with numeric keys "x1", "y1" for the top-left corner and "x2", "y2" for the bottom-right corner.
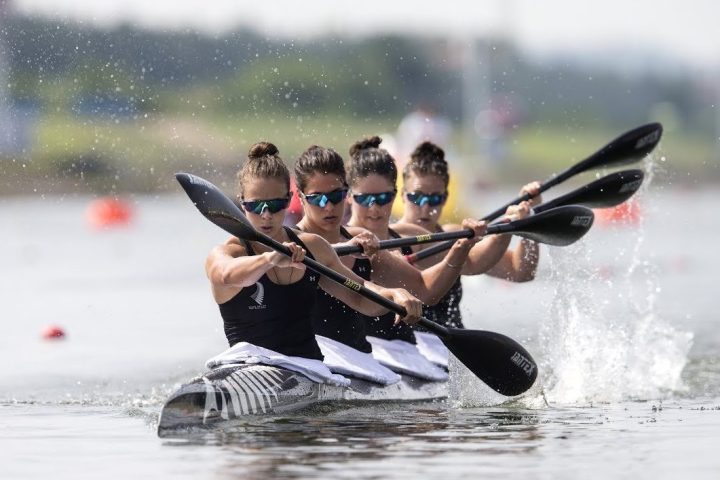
[
  {"x1": 158, "y1": 170, "x2": 547, "y2": 436},
  {"x1": 157, "y1": 363, "x2": 446, "y2": 436}
]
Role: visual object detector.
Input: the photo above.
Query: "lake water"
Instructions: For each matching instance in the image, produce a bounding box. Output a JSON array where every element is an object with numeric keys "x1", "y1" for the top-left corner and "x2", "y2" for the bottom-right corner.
[{"x1": 2, "y1": 171, "x2": 719, "y2": 479}]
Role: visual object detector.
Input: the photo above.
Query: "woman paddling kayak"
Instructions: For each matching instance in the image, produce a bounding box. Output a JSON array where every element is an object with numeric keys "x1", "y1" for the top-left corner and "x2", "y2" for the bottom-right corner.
[
  {"x1": 393, "y1": 141, "x2": 542, "y2": 329},
  {"x1": 205, "y1": 142, "x2": 423, "y2": 360},
  {"x1": 344, "y1": 136, "x2": 530, "y2": 337},
  {"x1": 293, "y1": 144, "x2": 485, "y2": 352}
]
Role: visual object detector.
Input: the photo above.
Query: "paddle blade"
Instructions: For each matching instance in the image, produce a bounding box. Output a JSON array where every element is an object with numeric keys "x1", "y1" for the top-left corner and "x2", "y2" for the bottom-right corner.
[
  {"x1": 535, "y1": 169, "x2": 644, "y2": 213},
  {"x1": 443, "y1": 329, "x2": 537, "y2": 396},
  {"x1": 490, "y1": 205, "x2": 595, "y2": 246},
  {"x1": 572, "y1": 122, "x2": 662, "y2": 175},
  {"x1": 175, "y1": 172, "x2": 259, "y2": 241}
]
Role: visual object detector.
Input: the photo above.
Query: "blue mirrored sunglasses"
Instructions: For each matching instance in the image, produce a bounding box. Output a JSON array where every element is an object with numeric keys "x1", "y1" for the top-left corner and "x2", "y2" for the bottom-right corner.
[
  {"x1": 301, "y1": 188, "x2": 348, "y2": 208},
  {"x1": 352, "y1": 190, "x2": 397, "y2": 207},
  {"x1": 241, "y1": 197, "x2": 290, "y2": 214},
  {"x1": 405, "y1": 191, "x2": 447, "y2": 207}
]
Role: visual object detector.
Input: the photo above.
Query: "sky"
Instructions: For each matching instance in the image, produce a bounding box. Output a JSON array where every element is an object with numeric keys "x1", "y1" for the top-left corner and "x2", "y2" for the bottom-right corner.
[{"x1": 11, "y1": 0, "x2": 720, "y2": 71}]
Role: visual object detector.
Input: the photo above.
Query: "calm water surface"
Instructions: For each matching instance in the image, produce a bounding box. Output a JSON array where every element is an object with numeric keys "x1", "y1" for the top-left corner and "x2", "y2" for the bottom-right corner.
[{"x1": 1, "y1": 179, "x2": 718, "y2": 479}]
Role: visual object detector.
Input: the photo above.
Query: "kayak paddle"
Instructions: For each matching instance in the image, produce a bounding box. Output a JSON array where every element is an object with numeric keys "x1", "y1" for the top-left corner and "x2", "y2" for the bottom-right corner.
[
  {"x1": 406, "y1": 123, "x2": 660, "y2": 264},
  {"x1": 335, "y1": 204, "x2": 594, "y2": 256},
  {"x1": 533, "y1": 169, "x2": 644, "y2": 214}
]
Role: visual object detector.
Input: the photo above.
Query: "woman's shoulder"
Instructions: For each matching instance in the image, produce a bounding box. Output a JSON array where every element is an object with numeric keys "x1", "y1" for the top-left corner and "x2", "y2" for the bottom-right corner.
[
  {"x1": 293, "y1": 229, "x2": 332, "y2": 253},
  {"x1": 343, "y1": 224, "x2": 369, "y2": 237},
  {"x1": 440, "y1": 222, "x2": 464, "y2": 232},
  {"x1": 389, "y1": 221, "x2": 431, "y2": 236},
  {"x1": 210, "y1": 236, "x2": 247, "y2": 257}
]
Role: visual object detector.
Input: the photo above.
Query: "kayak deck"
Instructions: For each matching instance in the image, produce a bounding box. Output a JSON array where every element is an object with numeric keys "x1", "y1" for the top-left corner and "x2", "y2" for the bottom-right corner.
[{"x1": 157, "y1": 363, "x2": 447, "y2": 436}]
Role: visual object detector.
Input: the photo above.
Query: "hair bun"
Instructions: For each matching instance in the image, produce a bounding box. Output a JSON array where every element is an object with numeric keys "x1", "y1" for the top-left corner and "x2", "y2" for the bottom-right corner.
[
  {"x1": 248, "y1": 141, "x2": 279, "y2": 159},
  {"x1": 413, "y1": 141, "x2": 446, "y2": 164},
  {"x1": 349, "y1": 135, "x2": 382, "y2": 157}
]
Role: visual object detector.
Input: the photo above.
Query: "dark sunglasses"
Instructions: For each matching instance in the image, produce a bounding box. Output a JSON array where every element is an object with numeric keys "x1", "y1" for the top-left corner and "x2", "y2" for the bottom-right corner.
[
  {"x1": 405, "y1": 191, "x2": 447, "y2": 207},
  {"x1": 301, "y1": 188, "x2": 348, "y2": 207},
  {"x1": 241, "y1": 197, "x2": 290, "y2": 214},
  {"x1": 352, "y1": 190, "x2": 397, "y2": 207}
]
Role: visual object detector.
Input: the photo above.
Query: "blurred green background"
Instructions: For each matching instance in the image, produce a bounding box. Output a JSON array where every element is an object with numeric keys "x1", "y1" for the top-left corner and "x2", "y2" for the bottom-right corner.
[{"x1": 0, "y1": 13, "x2": 717, "y2": 195}]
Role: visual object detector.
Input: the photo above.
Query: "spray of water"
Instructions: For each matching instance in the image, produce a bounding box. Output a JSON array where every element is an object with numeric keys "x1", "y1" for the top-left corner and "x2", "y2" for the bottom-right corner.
[{"x1": 540, "y1": 155, "x2": 693, "y2": 404}]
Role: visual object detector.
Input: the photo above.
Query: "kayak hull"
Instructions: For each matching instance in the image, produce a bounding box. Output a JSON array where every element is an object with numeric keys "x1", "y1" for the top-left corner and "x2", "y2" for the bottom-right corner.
[{"x1": 157, "y1": 363, "x2": 446, "y2": 436}]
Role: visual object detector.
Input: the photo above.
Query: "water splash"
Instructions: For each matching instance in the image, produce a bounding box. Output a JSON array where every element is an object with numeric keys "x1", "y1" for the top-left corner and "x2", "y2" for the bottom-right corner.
[{"x1": 540, "y1": 155, "x2": 693, "y2": 404}]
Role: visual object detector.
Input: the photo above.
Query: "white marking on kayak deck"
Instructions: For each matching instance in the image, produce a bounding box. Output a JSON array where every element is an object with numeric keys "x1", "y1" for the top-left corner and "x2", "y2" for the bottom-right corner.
[
  {"x1": 249, "y1": 369, "x2": 280, "y2": 401},
  {"x1": 221, "y1": 379, "x2": 243, "y2": 417},
  {"x1": 231, "y1": 371, "x2": 261, "y2": 413},
  {"x1": 242, "y1": 371, "x2": 270, "y2": 413},
  {"x1": 225, "y1": 375, "x2": 251, "y2": 415}
]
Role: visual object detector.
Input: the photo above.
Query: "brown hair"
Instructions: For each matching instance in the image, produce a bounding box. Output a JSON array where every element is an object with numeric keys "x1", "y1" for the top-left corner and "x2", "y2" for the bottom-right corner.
[
  {"x1": 294, "y1": 145, "x2": 347, "y2": 192},
  {"x1": 347, "y1": 135, "x2": 397, "y2": 188},
  {"x1": 403, "y1": 141, "x2": 449, "y2": 189},
  {"x1": 236, "y1": 141, "x2": 290, "y2": 198}
]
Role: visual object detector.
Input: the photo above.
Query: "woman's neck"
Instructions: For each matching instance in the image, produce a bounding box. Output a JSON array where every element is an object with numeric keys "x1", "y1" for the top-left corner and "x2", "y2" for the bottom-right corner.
[
  {"x1": 251, "y1": 227, "x2": 287, "y2": 253},
  {"x1": 347, "y1": 214, "x2": 391, "y2": 240},
  {"x1": 399, "y1": 215, "x2": 439, "y2": 232},
  {"x1": 297, "y1": 216, "x2": 343, "y2": 243}
]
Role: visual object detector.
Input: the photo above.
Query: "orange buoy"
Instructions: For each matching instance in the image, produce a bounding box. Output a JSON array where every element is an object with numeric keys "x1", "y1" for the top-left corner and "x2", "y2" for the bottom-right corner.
[
  {"x1": 41, "y1": 325, "x2": 66, "y2": 340},
  {"x1": 594, "y1": 201, "x2": 642, "y2": 227},
  {"x1": 86, "y1": 197, "x2": 133, "y2": 229}
]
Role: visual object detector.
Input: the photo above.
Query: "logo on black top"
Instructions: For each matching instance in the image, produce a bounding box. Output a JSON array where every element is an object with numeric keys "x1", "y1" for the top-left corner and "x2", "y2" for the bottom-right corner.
[{"x1": 248, "y1": 282, "x2": 267, "y2": 310}]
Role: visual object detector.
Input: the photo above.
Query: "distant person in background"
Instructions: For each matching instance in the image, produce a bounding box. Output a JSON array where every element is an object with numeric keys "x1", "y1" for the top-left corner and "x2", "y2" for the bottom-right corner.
[
  {"x1": 473, "y1": 95, "x2": 527, "y2": 167},
  {"x1": 396, "y1": 103, "x2": 453, "y2": 166},
  {"x1": 393, "y1": 104, "x2": 467, "y2": 223}
]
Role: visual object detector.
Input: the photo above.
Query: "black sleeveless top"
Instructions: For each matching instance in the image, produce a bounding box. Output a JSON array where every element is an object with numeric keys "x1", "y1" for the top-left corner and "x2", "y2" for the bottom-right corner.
[
  {"x1": 362, "y1": 227, "x2": 417, "y2": 344},
  {"x1": 421, "y1": 225, "x2": 465, "y2": 329},
  {"x1": 218, "y1": 227, "x2": 324, "y2": 360},
  {"x1": 306, "y1": 226, "x2": 373, "y2": 353}
]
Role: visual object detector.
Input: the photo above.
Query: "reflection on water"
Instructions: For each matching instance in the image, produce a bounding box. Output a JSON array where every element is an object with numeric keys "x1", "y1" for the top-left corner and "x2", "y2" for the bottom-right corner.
[
  {"x1": 161, "y1": 402, "x2": 545, "y2": 479},
  {"x1": 154, "y1": 399, "x2": 720, "y2": 480}
]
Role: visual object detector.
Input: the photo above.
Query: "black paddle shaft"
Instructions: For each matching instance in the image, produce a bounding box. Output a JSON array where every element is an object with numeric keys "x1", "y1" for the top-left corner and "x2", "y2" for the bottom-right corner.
[
  {"x1": 335, "y1": 229, "x2": 475, "y2": 256},
  {"x1": 336, "y1": 204, "x2": 594, "y2": 256}
]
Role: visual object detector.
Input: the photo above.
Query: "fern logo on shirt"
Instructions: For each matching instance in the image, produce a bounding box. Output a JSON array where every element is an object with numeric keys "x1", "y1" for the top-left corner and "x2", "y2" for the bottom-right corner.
[{"x1": 248, "y1": 282, "x2": 267, "y2": 310}]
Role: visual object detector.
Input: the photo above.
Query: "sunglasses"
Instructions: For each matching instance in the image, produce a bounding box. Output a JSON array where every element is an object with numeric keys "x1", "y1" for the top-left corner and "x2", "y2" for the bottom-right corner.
[
  {"x1": 241, "y1": 197, "x2": 291, "y2": 214},
  {"x1": 301, "y1": 188, "x2": 348, "y2": 208},
  {"x1": 405, "y1": 191, "x2": 447, "y2": 207},
  {"x1": 352, "y1": 190, "x2": 397, "y2": 207}
]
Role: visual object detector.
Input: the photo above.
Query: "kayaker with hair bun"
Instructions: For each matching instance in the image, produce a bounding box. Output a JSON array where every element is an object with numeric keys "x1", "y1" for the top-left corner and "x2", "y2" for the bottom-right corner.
[
  {"x1": 393, "y1": 140, "x2": 542, "y2": 329},
  {"x1": 293, "y1": 142, "x2": 485, "y2": 349},
  {"x1": 205, "y1": 141, "x2": 423, "y2": 360}
]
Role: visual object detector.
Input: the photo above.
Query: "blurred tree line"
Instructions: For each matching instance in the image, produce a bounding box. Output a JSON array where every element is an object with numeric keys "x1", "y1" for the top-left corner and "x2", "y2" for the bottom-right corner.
[
  {"x1": 4, "y1": 15, "x2": 712, "y2": 131},
  {"x1": 0, "y1": 15, "x2": 716, "y2": 194}
]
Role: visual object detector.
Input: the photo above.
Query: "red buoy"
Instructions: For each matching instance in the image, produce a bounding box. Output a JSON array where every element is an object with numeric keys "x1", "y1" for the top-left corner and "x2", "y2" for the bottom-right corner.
[
  {"x1": 41, "y1": 325, "x2": 66, "y2": 340},
  {"x1": 86, "y1": 197, "x2": 133, "y2": 229}
]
